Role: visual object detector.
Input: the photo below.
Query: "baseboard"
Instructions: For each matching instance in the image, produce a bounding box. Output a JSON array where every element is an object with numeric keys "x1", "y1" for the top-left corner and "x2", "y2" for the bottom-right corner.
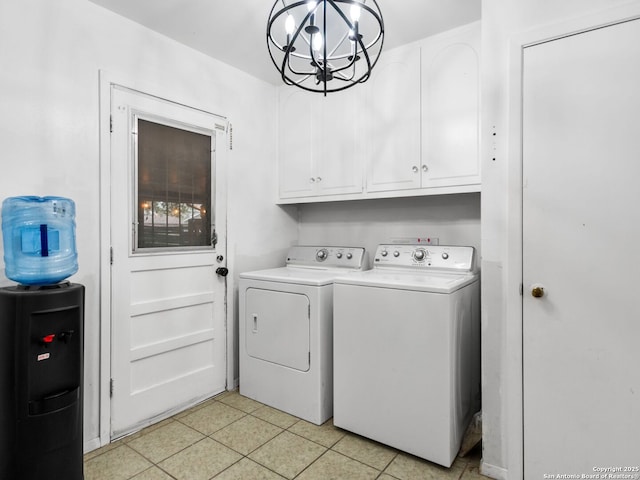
[
  {"x1": 481, "y1": 461, "x2": 509, "y2": 480},
  {"x1": 84, "y1": 436, "x2": 102, "y2": 454}
]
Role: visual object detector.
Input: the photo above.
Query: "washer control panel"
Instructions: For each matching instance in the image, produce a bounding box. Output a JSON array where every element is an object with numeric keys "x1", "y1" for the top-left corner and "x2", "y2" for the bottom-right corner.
[
  {"x1": 374, "y1": 244, "x2": 475, "y2": 272},
  {"x1": 286, "y1": 246, "x2": 366, "y2": 270}
]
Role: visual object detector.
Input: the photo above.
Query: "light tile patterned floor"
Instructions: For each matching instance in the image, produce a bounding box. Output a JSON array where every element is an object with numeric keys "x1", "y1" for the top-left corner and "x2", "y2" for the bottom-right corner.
[{"x1": 84, "y1": 391, "x2": 489, "y2": 480}]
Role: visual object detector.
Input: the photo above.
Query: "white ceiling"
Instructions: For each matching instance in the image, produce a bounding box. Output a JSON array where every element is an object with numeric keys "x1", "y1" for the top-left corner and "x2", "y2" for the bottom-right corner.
[{"x1": 87, "y1": 0, "x2": 481, "y2": 85}]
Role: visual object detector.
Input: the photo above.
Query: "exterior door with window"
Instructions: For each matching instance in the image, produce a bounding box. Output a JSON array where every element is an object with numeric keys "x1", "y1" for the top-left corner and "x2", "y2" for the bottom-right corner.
[{"x1": 110, "y1": 86, "x2": 227, "y2": 438}]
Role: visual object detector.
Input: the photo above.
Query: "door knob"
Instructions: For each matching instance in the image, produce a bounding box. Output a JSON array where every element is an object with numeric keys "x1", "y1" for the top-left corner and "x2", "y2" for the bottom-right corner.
[
  {"x1": 531, "y1": 286, "x2": 544, "y2": 298},
  {"x1": 216, "y1": 267, "x2": 229, "y2": 277}
]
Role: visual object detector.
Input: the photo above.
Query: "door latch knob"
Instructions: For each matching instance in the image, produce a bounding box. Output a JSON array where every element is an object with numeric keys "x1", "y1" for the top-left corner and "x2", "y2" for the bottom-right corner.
[
  {"x1": 216, "y1": 267, "x2": 229, "y2": 277},
  {"x1": 531, "y1": 286, "x2": 544, "y2": 298}
]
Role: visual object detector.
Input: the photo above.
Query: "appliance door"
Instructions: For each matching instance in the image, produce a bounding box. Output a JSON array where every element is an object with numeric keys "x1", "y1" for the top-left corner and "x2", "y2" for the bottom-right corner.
[{"x1": 245, "y1": 288, "x2": 310, "y2": 372}]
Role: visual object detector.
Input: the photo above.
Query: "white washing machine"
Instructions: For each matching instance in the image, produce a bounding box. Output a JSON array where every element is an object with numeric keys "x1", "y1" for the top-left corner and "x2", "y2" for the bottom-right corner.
[
  {"x1": 333, "y1": 244, "x2": 480, "y2": 467},
  {"x1": 239, "y1": 245, "x2": 367, "y2": 425}
]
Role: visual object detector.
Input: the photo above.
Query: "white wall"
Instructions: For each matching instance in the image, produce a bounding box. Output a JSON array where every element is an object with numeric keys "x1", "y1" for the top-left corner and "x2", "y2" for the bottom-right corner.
[
  {"x1": 297, "y1": 194, "x2": 481, "y2": 267},
  {"x1": 0, "y1": 0, "x2": 298, "y2": 451},
  {"x1": 480, "y1": 0, "x2": 639, "y2": 477}
]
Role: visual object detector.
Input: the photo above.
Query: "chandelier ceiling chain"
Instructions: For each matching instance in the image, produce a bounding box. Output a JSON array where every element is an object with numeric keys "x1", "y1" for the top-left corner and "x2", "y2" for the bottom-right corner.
[{"x1": 267, "y1": 0, "x2": 384, "y2": 95}]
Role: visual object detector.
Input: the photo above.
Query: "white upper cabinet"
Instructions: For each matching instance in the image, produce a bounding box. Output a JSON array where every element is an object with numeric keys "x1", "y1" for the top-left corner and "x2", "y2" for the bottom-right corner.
[
  {"x1": 315, "y1": 90, "x2": 363, "y2": 196},
  {"x1": 277, "y1": 21, "x2": 481, "y2": 203},
  {"x1": 278, "y1": 88, "x2": 363, "y2": 199},
  {"x1": 365, "y1": 45, "x2": 422, "y2": 193},
  {"x1": 278, "y1": 89, "x2": 315, "y2": 198},
  {"x1": 422, "y1": 23, "x2": 480, "y2": 188}
]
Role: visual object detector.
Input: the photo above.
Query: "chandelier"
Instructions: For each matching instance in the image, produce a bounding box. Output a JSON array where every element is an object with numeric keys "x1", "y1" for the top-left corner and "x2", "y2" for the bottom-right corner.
[{"x1": 267, "y1": 0, "x2": 384, "y2": 95}]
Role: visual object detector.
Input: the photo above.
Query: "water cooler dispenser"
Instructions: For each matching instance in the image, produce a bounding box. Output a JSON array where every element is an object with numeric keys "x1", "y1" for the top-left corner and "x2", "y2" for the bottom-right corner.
[{"x1": 0, "y1": 196, "x2": 84, "y2": 479}]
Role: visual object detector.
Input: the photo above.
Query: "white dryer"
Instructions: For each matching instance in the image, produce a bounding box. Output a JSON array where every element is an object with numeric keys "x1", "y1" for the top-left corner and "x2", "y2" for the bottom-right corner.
[
  {"x1": 239, "y1": 246, "x2": 367, "y2": 425},
  {"x1": 333, "y1": 244, "x2": 480, "y2": 467}
]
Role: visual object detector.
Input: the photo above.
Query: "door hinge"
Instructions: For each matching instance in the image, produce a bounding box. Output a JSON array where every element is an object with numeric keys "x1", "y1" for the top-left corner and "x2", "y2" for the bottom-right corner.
[
  {"x1": 110, "y1": 246, "x2": 113, "y2": 265},
  {"x1": 309, "y1": 351, "x2": 311, "y2": 365},
  {"x1": 519, "y1": 283, "x2": 523, "y2": 296},
  {"x1": 110, "y1": 114, "x2": 113, "y2": 133},
  {"x1": 308, "y1": 304, "x2": 311, "y2": 319},
  {"x1": 211, "y1": 228, "x2": 218, "y2": 248},
  {"x1": 110, "y1": 378, "x2": 114, "y2": 397}
]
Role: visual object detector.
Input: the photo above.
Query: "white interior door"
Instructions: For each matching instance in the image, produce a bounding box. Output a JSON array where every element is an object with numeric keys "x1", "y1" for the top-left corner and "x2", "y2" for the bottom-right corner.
[
  {"x1": 522, "y1": 19, "x2": 640, "y2": 476},
  {"x1": 110, "y1": 86, "x2": 228, "y2": 438}
]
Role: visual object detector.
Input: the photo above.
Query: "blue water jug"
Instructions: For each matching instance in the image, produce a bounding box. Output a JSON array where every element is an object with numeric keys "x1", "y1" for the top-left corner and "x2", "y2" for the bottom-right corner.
[{"x1": 1, "y1": 196, "x2": 78, "y2": 285}]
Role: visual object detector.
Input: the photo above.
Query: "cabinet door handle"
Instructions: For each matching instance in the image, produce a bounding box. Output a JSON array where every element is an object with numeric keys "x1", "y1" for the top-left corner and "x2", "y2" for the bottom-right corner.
[
  {"x1": 316, "y1": 176, "x2": 322, "y2": 182},
  {"x1": 422, "y1": 165, "x2": 428, "y2": 172},
  {"x1": 309, "y1": 177, "x2": 316, "y2": 183},
  {"x1": 412, "y1": 165, "x2": 419, "y2": 173}
]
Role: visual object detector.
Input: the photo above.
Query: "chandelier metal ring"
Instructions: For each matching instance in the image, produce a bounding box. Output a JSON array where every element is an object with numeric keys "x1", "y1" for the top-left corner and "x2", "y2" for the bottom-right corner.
[{"x1": 267, "y1": 0, "x2": 384, "y2": 95}]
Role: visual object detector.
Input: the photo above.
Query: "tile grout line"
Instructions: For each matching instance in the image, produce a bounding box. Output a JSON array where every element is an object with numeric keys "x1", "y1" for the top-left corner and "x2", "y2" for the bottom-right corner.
[
  {"x1": 87, "y1": 391, "x2": 486, "y2": 480},
  {"x1": 160, "y1": 399, "x2": 379, "y2": 480}
]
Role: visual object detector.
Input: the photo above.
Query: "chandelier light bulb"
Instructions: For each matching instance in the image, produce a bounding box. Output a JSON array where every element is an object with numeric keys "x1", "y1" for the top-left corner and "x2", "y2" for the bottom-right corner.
[
  {"x1": 312, "y1": 32, "x2": 323, "y2": 52},
  {"x1": 267, "y1": 0, "x2": 385, "y2": 95},
  {"x1": 350, "y1": 4, "x2": 361, "y2": 22},
  {"x1": 285, "y1": 14, "x2": 295, "y2": 35}
]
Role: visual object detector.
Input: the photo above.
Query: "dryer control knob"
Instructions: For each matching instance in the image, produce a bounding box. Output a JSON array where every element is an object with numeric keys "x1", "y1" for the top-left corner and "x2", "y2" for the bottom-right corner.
[
  {"x1": 316, "y1": 249, "x2": 328, "y2": 261},
  {"x1": 393, "y1": 251, "x2": 400, "y2": 257},
  {"x1": 442, "y1": 252, "x2": 449, "y2": 260},
  {"x1": 413, "y1": 249, "x2": 426, "y2": 261},
  {"x1": 381, "y1": 250, "x2": 388, "y2": 257},
  {"x1": 346, "y1": 252, "x2": 353, "y2": 259},
  {"x1": 336, "y1": 252, "x2": 343, "y2": 259}
]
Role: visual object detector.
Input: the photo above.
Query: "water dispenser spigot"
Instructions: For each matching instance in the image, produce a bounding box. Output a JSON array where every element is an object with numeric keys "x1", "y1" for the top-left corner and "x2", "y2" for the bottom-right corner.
[{"x1": 59, "y1": 330, "x2": 74, "y2": 343}]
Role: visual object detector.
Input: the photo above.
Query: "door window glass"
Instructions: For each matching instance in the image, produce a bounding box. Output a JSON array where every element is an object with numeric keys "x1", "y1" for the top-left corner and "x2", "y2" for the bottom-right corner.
[{"x1": 136, "y1": 118, "x2": 213, "y2": 250}]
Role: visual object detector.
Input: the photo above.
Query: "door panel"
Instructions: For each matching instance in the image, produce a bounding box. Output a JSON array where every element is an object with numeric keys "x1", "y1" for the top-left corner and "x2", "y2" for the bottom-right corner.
[
  {"x1": 317, "y1": 90, "x2": 363, "y2": 196},
  {"x1": 522, "y1": 18, "x2": 640, "y2": 476},
  {"x1": 423, "y1": 41, "x2": 479, "y2": 187},
  {"x1": 110, "y1": 86, "x2": 227, "y2": 437},
  {"x1": 278, "y1": 89, "x2": 315, "y2": 198},
  {"x1": 245, "y1": 288, "x2": 310, "y2": 372},
  {"x1": 365, "y1": 46, "x2": 422, "y2": 192}
]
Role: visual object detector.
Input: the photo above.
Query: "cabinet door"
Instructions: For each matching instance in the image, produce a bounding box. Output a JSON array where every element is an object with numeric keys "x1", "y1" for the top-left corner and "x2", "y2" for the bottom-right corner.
[
  {"x1": 365, "y1": 45, "x2": 422, "y2": 192},
  {"x1": 316, "y1": 89, "x2": 363, "y2": 196},
  {"x1": 422, "y1": 23, "x2": 480, "y2": 188},
  {"x1": 278, "y1": 88, "x2": 316, "y2": 198}
]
